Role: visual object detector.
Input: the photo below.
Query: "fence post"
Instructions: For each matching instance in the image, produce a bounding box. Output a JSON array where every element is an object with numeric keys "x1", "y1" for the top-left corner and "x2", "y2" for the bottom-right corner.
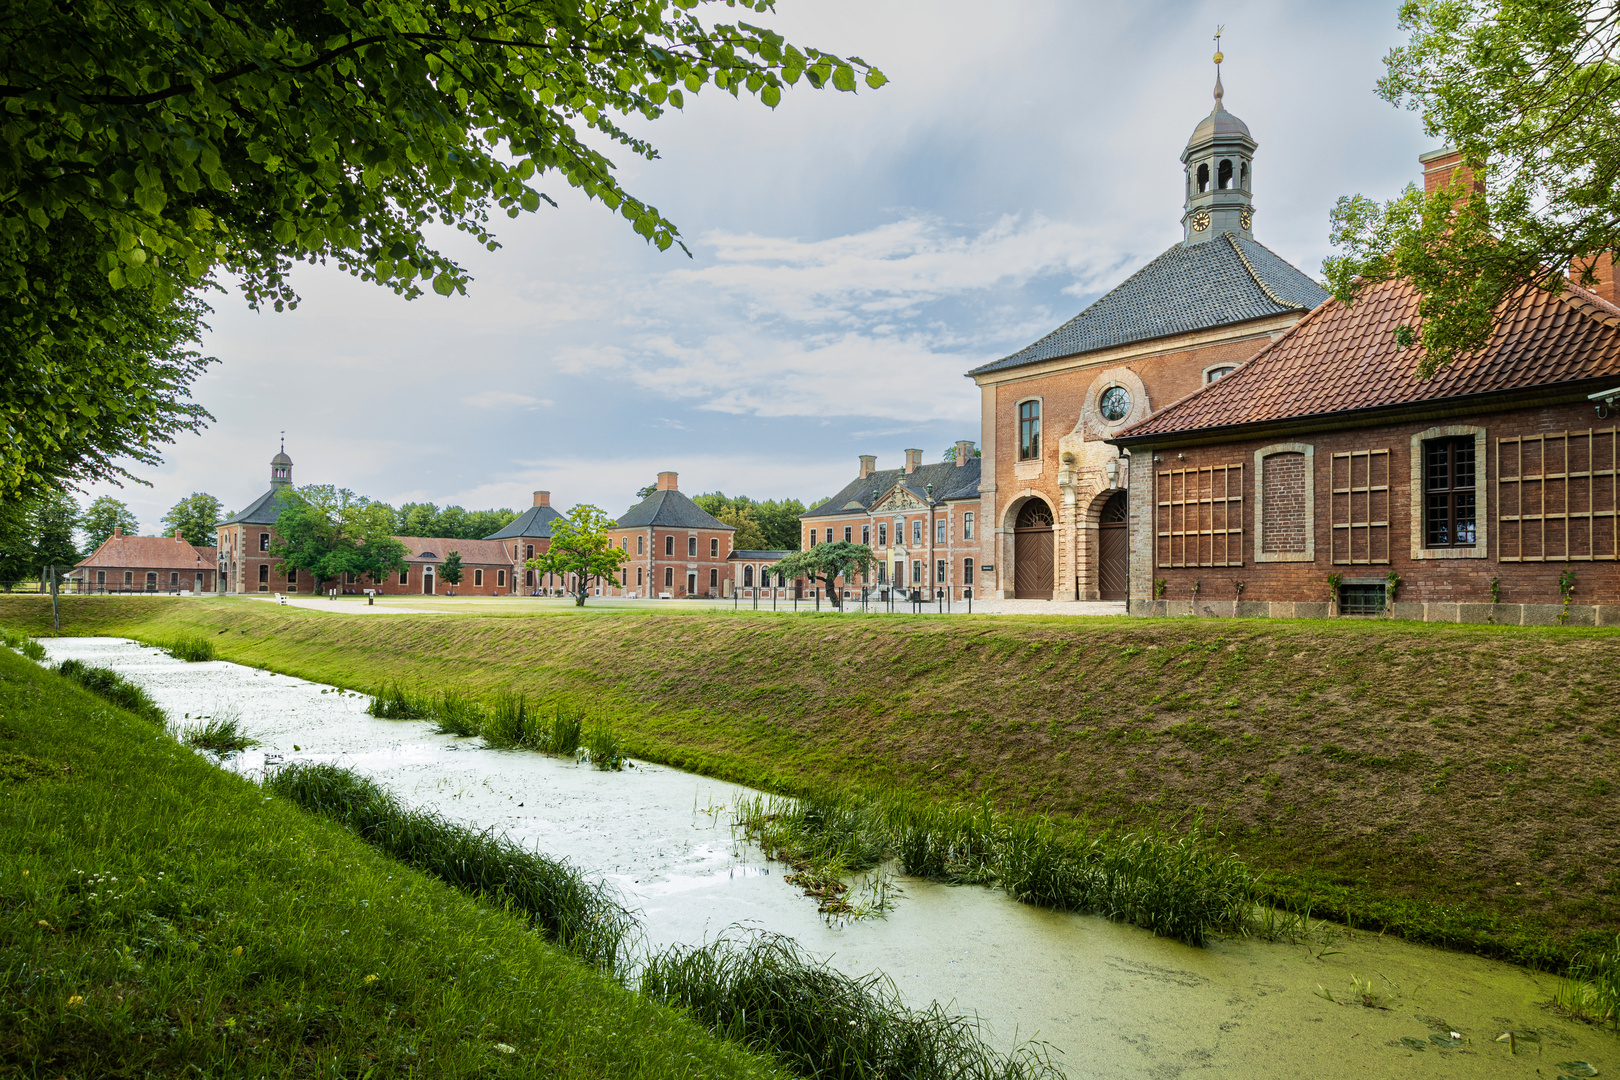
[
  {"x1": 49, "y1": 566, "x2": 60, "y2": 632},
  {"x1": 815, "y1": 589, "x2": 820, "y2": 612}
]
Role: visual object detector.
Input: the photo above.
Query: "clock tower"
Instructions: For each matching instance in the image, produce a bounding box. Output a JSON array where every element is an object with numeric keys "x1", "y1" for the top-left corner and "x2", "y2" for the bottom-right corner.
[{"x1": 1180, "y1": 38, "x2": 1257, "y2": 245}]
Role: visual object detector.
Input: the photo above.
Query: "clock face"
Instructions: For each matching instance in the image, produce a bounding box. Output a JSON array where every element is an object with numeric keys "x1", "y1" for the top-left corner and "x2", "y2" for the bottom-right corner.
[
  {"x1": 1190, "y1": 209, "x2": 1211, "y2": 232},
  {"x1": 1240, "y1": 209, "x2": 1253, "y2": 230},
  {"x1": 1099, "y1": 385, "x2": 1132, "y2": 422}
]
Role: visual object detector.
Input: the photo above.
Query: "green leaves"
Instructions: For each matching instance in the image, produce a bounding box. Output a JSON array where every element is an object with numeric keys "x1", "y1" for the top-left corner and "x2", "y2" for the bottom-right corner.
[{"x1": 1328, "y1": 0, "x2": 1620, "y2": 373}]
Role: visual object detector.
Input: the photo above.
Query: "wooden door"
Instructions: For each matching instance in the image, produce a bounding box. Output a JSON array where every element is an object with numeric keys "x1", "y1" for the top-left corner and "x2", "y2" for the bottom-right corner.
[
  {"x1": 1098, "y1": 491, "x2": 1128, "y2": 601},
  {"x1": 1013, "y1": 500, "x2": 1054, "y2": 599}
]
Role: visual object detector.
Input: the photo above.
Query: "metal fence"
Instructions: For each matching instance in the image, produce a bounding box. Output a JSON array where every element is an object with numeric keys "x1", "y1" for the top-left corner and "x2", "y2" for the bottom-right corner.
[{"x1": 731, "y1": 585, "x2": 975, "y2": 614}]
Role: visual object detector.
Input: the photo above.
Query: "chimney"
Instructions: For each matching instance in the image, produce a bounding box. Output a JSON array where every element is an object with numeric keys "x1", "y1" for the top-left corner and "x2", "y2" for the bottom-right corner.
[
  {"x1": 113, "y1": 526, "x2": 122, "y2": 537},
  {"x1": 1420, "y1": 147, "x2": 1484, "y2": 199},
  {"x1": 858, "y1": 454, "x2": 876, "y2": 480},
  {"x1": 174, "y1": 529, "x2": 185, "y2": 541},
  {"x1": 904, "y1": 449, "x2": 922, "y2": 474},
  {"x1": 532, "y1": 490, "x2": 550, "y2": 507},
  {"x1": 954, "y1": 440, "x2": 974, "y2": 467},
  {"x1": 1571, "y1": 251, "x2": 1620, "y2": 307},
  {"x1": 656, "y1": 471, "x2": 679, "y2": 491}
]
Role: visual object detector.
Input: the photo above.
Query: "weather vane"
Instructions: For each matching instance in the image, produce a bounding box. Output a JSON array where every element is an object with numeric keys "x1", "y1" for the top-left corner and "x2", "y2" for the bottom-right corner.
[
  {"x1": 1213, "y1": 25, "x2": 1224, "y2": 64},
  {"x1": 1212, "y1": 25, "x2": 1226, "y2": 108}
]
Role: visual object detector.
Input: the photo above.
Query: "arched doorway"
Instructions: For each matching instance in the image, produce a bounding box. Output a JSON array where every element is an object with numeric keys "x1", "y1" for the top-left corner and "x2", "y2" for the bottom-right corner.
[
  {"x1": 1098, "y1": 490, "x2": 1128, "y2": 601},
  {"x1": 1013, "y1": 499, "x2": 1054, "y2": 599}
]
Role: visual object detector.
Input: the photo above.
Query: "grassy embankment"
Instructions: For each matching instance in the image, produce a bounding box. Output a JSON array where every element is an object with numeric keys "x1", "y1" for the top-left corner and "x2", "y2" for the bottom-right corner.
[
  {"x1": 0, "y1": 641, "x2": 790, "y2": 1078},
  {"x1": 6, "y1": 595, "x2": 1620, "y2": 971}
]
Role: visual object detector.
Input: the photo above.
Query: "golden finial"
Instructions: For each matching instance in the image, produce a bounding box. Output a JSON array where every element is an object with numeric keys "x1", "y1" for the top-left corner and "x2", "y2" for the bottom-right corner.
[
  {"x1": 1212, "y1": 26, "x2": 1225, "y2": 110},
  {"x1": 1213, "y1": 25, "x2": 1224, "y2": 64}
]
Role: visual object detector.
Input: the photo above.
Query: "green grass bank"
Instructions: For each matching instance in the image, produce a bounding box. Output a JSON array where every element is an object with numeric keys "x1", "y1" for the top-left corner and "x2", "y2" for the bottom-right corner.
[
  {"x1": 6, "y1": 595, "x2": 1619, "y2": 970},
  {"x1": 0, "y1": 642, "x2": 788, "y2": 1079}
]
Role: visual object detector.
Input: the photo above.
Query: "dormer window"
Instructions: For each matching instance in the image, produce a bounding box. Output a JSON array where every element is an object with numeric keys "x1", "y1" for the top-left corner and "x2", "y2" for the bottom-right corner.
[
  {"x1": 1218, "y1": 160, "x2": 1233, "y2": 189},
  {"x1": 1196, "y1": 163, "x2": 1210, "y2": 193},
  {"x1": 1205, "y1": 366, "x2": 1237, "y2": 384}
]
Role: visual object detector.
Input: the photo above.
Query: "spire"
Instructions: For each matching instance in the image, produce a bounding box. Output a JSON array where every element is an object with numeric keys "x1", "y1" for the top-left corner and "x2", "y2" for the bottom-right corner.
[{"x1": 1181, "y1": 28, "x2": 1256, "y2": 246}]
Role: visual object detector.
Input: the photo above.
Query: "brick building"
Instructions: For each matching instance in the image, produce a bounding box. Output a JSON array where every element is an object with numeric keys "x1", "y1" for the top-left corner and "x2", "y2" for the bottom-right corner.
[
  {"x1": 217, "y1": 446, "x2": 299, "y2": 594},
  {"x1": 606, "y1": 472, "x2": 735, "y2": 598},
  {"x1": 798, "y1": 443, "x2": 983, "y2": 600},
  {"x1": 1110, "y1": 205, "x2": 1620, "y2": 623},
  {"x1": 70, "y1": 529, "x2": 217, "y2": 593},
  {"x1": 485, "y1": 491, "x2": 562, "y2": 594},
  {"x1": 726, "y1": 550, "x2": 796, "y2": 600},
  {"x1": 966, "y1": 74, "x2": 1328, "y2": 600}
]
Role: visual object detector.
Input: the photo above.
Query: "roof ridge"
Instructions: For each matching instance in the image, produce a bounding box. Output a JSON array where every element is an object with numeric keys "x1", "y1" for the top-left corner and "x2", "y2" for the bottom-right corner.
[
  {"x1": 1225, "y1": 232, "x2": 1303, "y2": 310},
  {"x1": 1561, "y1": 281, "x2": 1620, "y2": 326}
]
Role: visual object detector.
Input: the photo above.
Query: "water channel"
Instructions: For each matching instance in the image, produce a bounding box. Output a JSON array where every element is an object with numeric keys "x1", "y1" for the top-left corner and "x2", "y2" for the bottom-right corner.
[{"x1": 41, "y1": 638, "x2": 1617, "y2": 1080}]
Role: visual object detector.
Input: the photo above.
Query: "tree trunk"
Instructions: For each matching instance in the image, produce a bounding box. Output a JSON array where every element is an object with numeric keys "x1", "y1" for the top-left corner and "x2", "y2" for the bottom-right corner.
[
  {"x1": 575, "y1": 579, "x2": 587, "y2": 606},
  {"x1": 823, "y1": 572, "x2": 842, "y2": 610}
]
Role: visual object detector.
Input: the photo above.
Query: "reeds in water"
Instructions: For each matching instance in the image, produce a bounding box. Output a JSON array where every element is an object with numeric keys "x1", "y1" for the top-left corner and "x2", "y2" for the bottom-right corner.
[
  {"x1": 163, "y1": 633, "x2": 215, "y2": 662},
  {"x1": 367, "y1": 681, "x2": 429, "y2": 719},
  {"x1": 1, "y1": 629, "x2": 47, "y2": 662},
  {"x1": 640, "y1": 929, "x2": 1061, "y2": 1080},
  {"x1": 181, "y1": 709, "x2": 258, "y2": 754},
  {"x1": 430, "y1": 691, "x2": 485, "y2": 737},
  {"x1": 583, "y1": 721, "x2": 623, "y2": 771},
  {"x1": 265, "y1": 762, "x2": 634, "y2": 973},
  {"x1": 733, "y1": 787, "x2": 1255, "y2": 945},
  {"x1": 54, "y1": 658, "x2": 166, "y2": 724},
  {"x1": 1554, "y1": 935, "x2": 1619, "y2": 1031}
]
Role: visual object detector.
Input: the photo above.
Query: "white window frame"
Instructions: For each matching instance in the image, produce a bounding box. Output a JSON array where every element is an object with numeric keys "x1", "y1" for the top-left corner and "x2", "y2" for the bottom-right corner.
[{"x1": 1409, "y1": 425, "x2": 1488, "y2": 560}]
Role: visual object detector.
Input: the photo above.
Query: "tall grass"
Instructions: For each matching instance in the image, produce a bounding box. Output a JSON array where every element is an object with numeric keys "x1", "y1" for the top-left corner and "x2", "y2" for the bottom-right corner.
[
  {"x1": 181, "y1": 708, "x2": 258, "y2": 754},
  {"x1": 1554, "y1": 935, "x2": 1619, "y2": 1031},
  {"x1": 53, "y1": 658, "x2": 166, "y2": 724},
  {"x1": 430, "y1": 690, "x2": 486, "y2": 737},
  {"x1": 367, "y1": 680, "x2": 430, "y2": 719},
  {"x1": 583, "y1": 722, "x2": 624, "y2": 771},
  {"x1": 265, "y1": 763, "x2": 634, "y2": 973},
  {"x1": 547, "y1": 708, "x2": 584, "y2": 756},
  {"x1": 641, "y1": 930, "x2": 1061, "y2": 1080},
  {"x1": 162, "y1": 632, "x2": 215, "y2": 662},
  {"x1": 734, "y1": 788, "x2": 1255, "y2": 945},
  {"x1": 0, "y1": 628, "x2": 46, "y2": 662}
]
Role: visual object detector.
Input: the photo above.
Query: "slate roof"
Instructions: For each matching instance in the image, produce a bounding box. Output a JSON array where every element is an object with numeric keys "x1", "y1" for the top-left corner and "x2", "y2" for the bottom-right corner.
[
  {"x1": 483, "y1": 503, "x2": 562, "y2": 540},
  {"x1": 1112, "y1": 278, "x2": 1620, "y2": 442},
  {"x1": 967, "y1": 233, "x2": 1329, "y2": 377},
  {"x1": 728, "y1": 550, "x2": 796, "y2": 560},
  {"x1": 614, "y1": 489, "x2": 735, "y2": 531},
  {"x1": 221, "y1": 487, "x2": 290, "y2": 526},
  {"x1": 801, "y1": 458, "x2": 981, "y2": 520},
  {"x1": 394, "y1": 537, "x2": 514, "y2": 565},
  {"x1": 76, "y1": 534, "x2": 217, "y2": 570}
]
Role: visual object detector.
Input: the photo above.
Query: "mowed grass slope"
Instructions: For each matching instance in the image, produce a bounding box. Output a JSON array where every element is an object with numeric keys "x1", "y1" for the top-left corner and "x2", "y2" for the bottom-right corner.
[
  {"x1": 7, "y1": 595, "x2": 1619, "y2": 964},
  {"x1": 0, "y1": 642, "x2": 787, "y2": 1079}
]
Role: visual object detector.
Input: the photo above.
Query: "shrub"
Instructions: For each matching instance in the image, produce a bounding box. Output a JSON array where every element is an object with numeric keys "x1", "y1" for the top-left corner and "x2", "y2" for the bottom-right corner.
[
  {"x1": 265, "y1": 763, "x2": 634, "y2": 973},
  {"x1": 641, "y1": 930, "x2": 1060, "y2": 1080},
  {"x1": 163, "y1": 633, "x2": 215, "y2": 662},
  {"x1": 54, "y1": 659, "x2": 166, "y2": 724}
]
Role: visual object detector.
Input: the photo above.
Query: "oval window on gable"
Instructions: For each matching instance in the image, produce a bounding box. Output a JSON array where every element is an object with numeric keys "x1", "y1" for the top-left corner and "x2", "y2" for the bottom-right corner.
[{"x1": 1099, "y1": 386, "x2": 1132, "y2": 423}]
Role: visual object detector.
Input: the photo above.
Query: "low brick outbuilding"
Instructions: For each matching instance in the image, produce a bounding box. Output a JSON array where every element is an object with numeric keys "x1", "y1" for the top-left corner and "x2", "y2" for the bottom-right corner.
[{"x1": 71, "y1": 529, "x2": 217, "y2": 593}]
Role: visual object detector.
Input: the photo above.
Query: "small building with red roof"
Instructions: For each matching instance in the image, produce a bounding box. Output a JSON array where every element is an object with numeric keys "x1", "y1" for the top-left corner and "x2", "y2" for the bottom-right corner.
[{"x1": 71, "y1": 528, "x2": 217, "y2": 594}]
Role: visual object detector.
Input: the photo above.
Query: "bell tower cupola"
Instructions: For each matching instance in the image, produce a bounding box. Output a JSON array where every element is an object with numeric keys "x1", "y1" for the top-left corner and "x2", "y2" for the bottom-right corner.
[
  {"x1": 270, "y1": 435, "x2": 293, "y2": 490},
  {"x1": 1180, "y1": 30, "x2": 1257, "y2": 246}
]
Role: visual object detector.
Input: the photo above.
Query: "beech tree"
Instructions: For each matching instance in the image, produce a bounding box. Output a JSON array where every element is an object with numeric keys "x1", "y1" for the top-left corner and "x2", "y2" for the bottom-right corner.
[
  {"x1": 526, "y1": 504, "x2": 627, "y2": 606},
  {"x1": 774, "y1": 541, "x2": 874, "y2": 611},
  {"x1": 3, "y1": 1, "x2": 883, "y2": 497},
  {"x1": 1326, "y1": 0, "x2": 1620, "y2": 373}
]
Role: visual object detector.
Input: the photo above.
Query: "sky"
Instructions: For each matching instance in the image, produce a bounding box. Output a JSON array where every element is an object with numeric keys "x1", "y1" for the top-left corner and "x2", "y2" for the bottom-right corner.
[{"x1": 87, "y1": 0, "x2": 1433, "y2": 534}]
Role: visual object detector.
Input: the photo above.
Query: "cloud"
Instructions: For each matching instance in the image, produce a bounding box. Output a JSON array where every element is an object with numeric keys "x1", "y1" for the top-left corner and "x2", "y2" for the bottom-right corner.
[{"x1": 462, "y1": 391, "x2": 551, "y2": 409}]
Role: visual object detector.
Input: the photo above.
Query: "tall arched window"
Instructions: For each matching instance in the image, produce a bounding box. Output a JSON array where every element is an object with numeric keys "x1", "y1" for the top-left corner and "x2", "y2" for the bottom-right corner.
[
  {"x1": 744, "y1": 565, "x2": 754, "y2": 586},
  {"x1": 1218, "y1": 159, "x2": 1233, "y2": 189},
  {"x1": 1018, "y1": 400, "x2": 1041, "y2": 460},
  {"x1": 1196, "y1": 163, "x2": 1210, "y2": 192}
]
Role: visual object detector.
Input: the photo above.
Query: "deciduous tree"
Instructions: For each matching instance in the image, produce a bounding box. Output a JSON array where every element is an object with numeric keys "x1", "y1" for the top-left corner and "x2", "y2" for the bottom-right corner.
[
  {"x1": 526, "y1": 505, "x2": 627, "y2": 606},
  {"x1": 78, "y1": 496, "x2": 139, "y2": 552},
  {"x1": 161, "y1": 493, "x2": 223, "y2": 547},
  {"x1": 439, "y1": 550, "x2": 464, "y2": 594},
  {"x1": 774, "y1": 541, "x2": 874, "y2": 610},
  {"x1": 272, "y1": 486, "x2": 407, "y2": 595},
  {"x1": 1325, "y1": 0, "x2": 1620, "y2": 373}
]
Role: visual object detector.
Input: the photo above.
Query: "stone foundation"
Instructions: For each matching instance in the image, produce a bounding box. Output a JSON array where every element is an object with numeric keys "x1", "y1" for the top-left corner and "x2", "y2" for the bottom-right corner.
[{"x1": 1129, "y1": 599, "x2": 1619, "y2": 625}]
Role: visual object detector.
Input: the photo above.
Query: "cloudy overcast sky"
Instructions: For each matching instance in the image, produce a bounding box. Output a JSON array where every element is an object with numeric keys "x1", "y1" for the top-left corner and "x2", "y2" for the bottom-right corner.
[{"x1": 91, "y1": 0, "x2": 1431, "y2": 533}]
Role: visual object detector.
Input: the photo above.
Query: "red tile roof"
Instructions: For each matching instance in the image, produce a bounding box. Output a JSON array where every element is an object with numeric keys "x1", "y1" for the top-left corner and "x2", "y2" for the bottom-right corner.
[
  {"x1": 77, "y1": 534, "x2": 216, "y2": 570},
  {"x1": 1114, "y1": 277, "x2": 1620, "y2": 440},
  {"x1": 394, "y1": 537, "x2": 515, "y2": 565}
]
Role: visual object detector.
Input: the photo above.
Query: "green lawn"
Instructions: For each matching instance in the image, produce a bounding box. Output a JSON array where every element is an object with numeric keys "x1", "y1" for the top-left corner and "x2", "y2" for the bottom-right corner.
[
  {"x1": 5, "y1": 594, "x2": 1619, "y2": 971},
  {"x1": 0, "y1": 641, "x2": 786, "y2": 1079}
]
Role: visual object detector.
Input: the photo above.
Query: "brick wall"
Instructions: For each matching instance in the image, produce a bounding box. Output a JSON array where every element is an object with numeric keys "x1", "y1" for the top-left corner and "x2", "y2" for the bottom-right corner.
[
  {"x1": 1129, "y1": 399, "x2": 1620, "y2": 617},
  {"x1": 1260, "y1": 452, "x2": 1307, "y2": 553}
]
